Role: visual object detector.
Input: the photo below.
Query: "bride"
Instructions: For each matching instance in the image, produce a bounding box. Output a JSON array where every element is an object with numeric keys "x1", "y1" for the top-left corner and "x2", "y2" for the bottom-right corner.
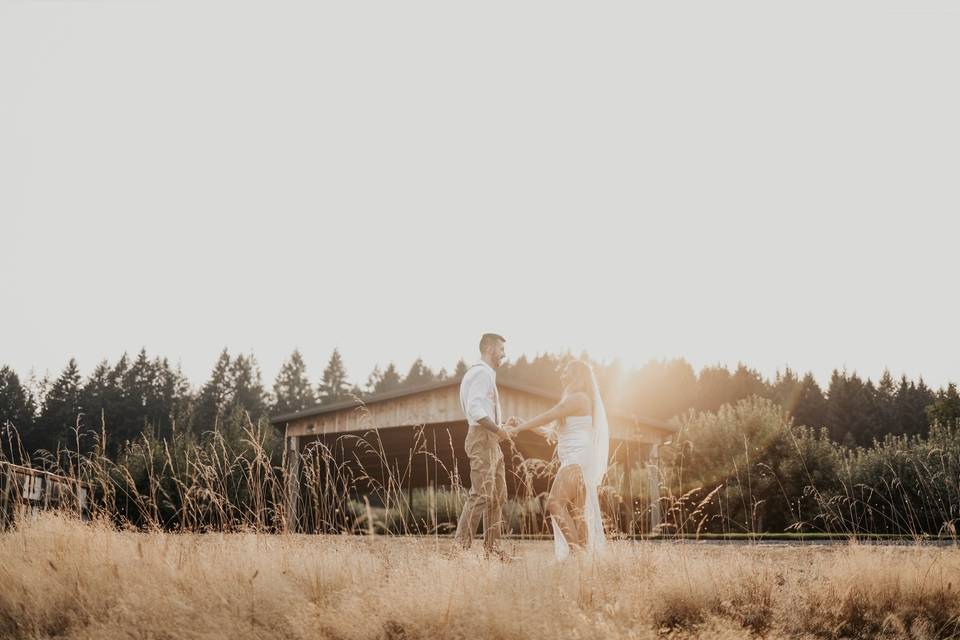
[{"x1": 507, "y1": 360, "x2": 610, "y2": 559}]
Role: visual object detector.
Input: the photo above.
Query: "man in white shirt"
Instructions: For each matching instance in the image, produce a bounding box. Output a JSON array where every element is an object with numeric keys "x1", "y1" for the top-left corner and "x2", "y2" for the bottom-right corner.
[{"x1": 454, "y1": 333, "x2": 513, "y2": 554}]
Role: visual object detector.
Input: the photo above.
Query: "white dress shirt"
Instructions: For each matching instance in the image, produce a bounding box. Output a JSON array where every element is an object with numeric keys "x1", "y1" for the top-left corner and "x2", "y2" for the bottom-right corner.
[{"x1": 459, "y1": 362, "x2": 502, "y2": 427}]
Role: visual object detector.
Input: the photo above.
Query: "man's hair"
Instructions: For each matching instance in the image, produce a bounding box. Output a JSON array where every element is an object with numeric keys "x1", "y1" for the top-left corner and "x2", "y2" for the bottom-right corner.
[{"x1": 479, "y1": 333, "x2": 506, "y2": 353}]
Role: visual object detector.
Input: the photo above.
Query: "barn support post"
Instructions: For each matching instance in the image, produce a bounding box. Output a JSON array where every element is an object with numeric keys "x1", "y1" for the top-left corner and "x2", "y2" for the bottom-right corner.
[
  {"x1": 285, "y1": 434, "x2": 300, "y2": 533},
  {"x1": 647, "y1": 442, "x2": 661, "y2": 535},
  {"x1": 622, "y1": 442, "x2": 634, "y2": 536},
  {"x1": 407, "y1": 464, "x2": 414, "y2": 533}
]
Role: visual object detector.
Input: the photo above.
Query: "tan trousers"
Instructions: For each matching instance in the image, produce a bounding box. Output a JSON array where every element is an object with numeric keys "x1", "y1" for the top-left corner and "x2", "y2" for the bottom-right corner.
[{"x1": 454, "y1": 426, "x2": 507, "y2": 551}]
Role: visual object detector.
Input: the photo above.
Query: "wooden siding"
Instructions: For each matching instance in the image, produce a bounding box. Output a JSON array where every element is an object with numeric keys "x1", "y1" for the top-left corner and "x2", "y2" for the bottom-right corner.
[{"x1": 283, "y1": 386, "x2": 670, "y2": 444}]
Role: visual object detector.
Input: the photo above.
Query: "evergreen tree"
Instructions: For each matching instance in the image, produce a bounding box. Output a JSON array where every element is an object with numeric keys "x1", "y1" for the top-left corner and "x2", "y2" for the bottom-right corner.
[
  {"x1": 862, "y1": 378, "x2": 884, "y2": 442},
  {"x1": 730, "y1": 363, "x2": 771, "y2": 403},
  {"x1": 80, "y1": 359, "x2": 123, "y2": 446},
  {"x1": 372, "y1": 363, "x2": 403, "y2": 395},
  {"x1": 0, "y1": 366, "x2": 36, "y2": 457},
  {"x1": 874, "y1": 369, "x2": 898, "y2": 436},
  {"x1": 33, "y1": 358, "x2": 83, "y2": 453},
  {"x1": 695, "y1": 365, "x2": 735, "y2": 412},
  {"x1": 109, "y1": 352, "x2": 131, "y2": 407},
  {"x1": 125, "y1": 349, "x2": 155, "y2": 412},
  {"x1": 895, "y1": 376, "x2": 917, "y2": 436},
  {"x1": 155, "y1": 358, "x2": 191, "y2": 438},
  {"x1": 365, "y1": 365, "x2": 383, "y2": 396},
  {"x1": 910, "y1": 378, "x2": 936, "y2": 436},
  {"x1": 453, "y1": 359, "x2": 470, "y2": 379},
  {"x1": 825, "y1": 370, "x2": 851, "y2": 444},
  {"x1": 402, "y1": 358, "x2": 435, "y2": 388},
  {"x1": 892, "y1": 376, "x2": 934, "y2": 437},
  {"x1": 772, "y1": 368, "x2": 801, "y2": 410},
  {"x1": 499, "y1": 355, "x2": 526, "y2": 383},
  {"x1": 119, "y1": 349, "x2": 158, "y2": 444},
  {"x1": 75, "y1": 350, "x2": 190, "y2": 451},
  {"x1": 347, "y1": 384, "x2": 364, "y2": 399},
  {"x1": 507, "y1": 353, "x2": 563, "y2": 392},
  {"x1": 825, "y1": 370, "x2": 877, "y2": 446},
  {"x1": 273, "y1": 350, "x2": 316, "y2": 415},
  {"x1": 24, "y1": 369, "x2": 50, "y2": 414},
  {"x1": 926, "y1": 383, "x2": 960, "y2": 428},
  {"x1": 790, "y1": 373, "x2": 829, "y2": 429},
  {"x1": 194, "y1": 349, "x2": 232, "y2": 432},
  {"x1": 97, "y1": 353, "x2": 132, "y2": 445},
  {"x1": 229, "y1": 353, "x2": 267, "y2": 419},
  {"x1": 317, "y1": 349, "x2": 350, "y2": 404}
]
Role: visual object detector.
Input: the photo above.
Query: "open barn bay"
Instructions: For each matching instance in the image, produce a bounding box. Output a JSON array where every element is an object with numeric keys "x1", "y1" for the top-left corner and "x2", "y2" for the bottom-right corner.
[{"x1": 2, "y1": 514, "x2": 959, "y2": 640}]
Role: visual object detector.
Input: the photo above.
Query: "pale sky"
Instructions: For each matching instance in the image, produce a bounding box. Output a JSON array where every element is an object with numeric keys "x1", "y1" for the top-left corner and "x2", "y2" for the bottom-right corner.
[{"x1": 1, "y1": 0, "x2": 958, "y2": 392}]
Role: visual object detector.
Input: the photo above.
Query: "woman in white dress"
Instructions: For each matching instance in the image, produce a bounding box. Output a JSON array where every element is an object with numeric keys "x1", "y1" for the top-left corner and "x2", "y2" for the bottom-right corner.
[{"x1": 507, "y1": 360, "x2": 610, "y2": 559}]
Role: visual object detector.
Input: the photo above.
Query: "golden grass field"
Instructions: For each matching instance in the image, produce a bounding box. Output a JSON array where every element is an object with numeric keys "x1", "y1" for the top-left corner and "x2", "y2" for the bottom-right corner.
[{"x1": 2, "y1": 514, "x2": 960, "y2": 640}]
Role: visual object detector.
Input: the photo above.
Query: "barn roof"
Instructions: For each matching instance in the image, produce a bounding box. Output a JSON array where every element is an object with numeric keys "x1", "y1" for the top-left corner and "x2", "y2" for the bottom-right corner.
[{"x1": 269, "y1": 376, "x2": 678, "y2": 432}]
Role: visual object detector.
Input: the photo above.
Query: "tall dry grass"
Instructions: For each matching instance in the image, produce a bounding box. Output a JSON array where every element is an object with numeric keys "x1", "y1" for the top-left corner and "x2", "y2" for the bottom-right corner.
[
  {"x1": 6, "y1": 399, "x2": 960, "y2": 542},
  {"x1": 2, "y1": 512, "x2": 960, "y2": 640},
  {"x1": 5, "y1": 400, "x2": 960, "y2": 638},
  {"x1": 1, "y1": 411, "x2": 618, "y2": 537},
  {"x1": 7, "y1": 396, "x2": 960, "y2": 543}
]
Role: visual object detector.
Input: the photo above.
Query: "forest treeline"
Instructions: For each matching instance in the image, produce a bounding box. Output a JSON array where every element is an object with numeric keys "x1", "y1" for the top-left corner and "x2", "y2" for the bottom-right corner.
[{"x1": 1, "y1": 347, "x2": 958, "y2": 459}]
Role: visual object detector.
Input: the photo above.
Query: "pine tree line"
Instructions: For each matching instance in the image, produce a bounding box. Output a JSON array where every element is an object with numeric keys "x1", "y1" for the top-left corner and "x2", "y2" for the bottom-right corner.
[
  {"x1": 0, "y1": 348, "x2": 466, "y2": 457},
  {"x1": 1, "y1": 349, "x2": 958, "y2": 458},
  {"x1": 503, "y1": 354, "x2": 958, "y2": 447}
]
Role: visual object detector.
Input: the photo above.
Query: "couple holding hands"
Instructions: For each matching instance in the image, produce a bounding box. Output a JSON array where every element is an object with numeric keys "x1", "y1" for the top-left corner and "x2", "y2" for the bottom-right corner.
[{"x1": 454, "y1": 333, "x2": 609, "y2": 560}]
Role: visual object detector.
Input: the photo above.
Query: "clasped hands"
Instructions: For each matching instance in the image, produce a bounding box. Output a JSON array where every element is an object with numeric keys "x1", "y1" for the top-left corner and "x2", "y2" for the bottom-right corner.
[
  {"x1": 498, "y1": 417, "x2": 556, "y2": 444},
  {"x1": 496, "y1": 417, "x2": 521, "y2": 442},
  {"x1": 498, "y1": 417, "x2": 557, "y2": 445}
]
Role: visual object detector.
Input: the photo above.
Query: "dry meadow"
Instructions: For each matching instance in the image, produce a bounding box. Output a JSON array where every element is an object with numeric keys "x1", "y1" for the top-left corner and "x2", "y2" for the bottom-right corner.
[{"x1": 2, "y1": 514, "x2": 960, "y2": 640}]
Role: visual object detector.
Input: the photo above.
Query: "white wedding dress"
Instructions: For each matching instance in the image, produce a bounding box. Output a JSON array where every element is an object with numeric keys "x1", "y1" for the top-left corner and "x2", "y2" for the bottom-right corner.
[{"x1": 550, "y1": 370, "x2": 610, "y2": 560}]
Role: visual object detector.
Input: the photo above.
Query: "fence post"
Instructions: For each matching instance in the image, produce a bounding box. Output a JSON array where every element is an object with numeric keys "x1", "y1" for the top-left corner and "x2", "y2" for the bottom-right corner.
[
  {"x1": 648, "y1": 443, "x2": 661, "y2": 535},
  {"x1": 1, "y1": 464, "x2": 10, "y2": 529},
  {"x1": 286, "y1": 435, "x2": 300, "y2": 533}
]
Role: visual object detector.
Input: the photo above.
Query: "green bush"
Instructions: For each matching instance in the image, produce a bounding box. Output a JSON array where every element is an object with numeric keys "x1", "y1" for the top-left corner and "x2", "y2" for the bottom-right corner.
[{"x1": 659, "y1": 396, "x2": 960, "y2": 536}]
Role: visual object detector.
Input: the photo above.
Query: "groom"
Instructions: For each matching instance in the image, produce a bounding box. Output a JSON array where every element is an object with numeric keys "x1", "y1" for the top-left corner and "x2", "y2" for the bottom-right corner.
[{"x1": 454, "y1": 332, "x2": 514, "y2": 554}]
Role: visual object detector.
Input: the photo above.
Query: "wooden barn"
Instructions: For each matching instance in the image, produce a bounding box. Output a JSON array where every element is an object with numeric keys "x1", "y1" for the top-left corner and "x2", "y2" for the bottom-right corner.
[{"x1": 270, "y1": 378, "x2": 677, "y2": 535}]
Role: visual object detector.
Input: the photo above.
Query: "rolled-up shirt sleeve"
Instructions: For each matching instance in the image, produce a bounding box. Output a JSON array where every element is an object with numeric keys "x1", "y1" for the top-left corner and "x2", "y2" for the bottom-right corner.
[{"x1": 464, "y1": 372, "x2": 492, "y2": 425}]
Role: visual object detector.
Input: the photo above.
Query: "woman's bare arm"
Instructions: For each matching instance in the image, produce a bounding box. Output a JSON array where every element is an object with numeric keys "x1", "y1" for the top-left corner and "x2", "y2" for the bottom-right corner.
[{"x1": 510, "y1": 392, "x2": 591, "y2": 434}]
